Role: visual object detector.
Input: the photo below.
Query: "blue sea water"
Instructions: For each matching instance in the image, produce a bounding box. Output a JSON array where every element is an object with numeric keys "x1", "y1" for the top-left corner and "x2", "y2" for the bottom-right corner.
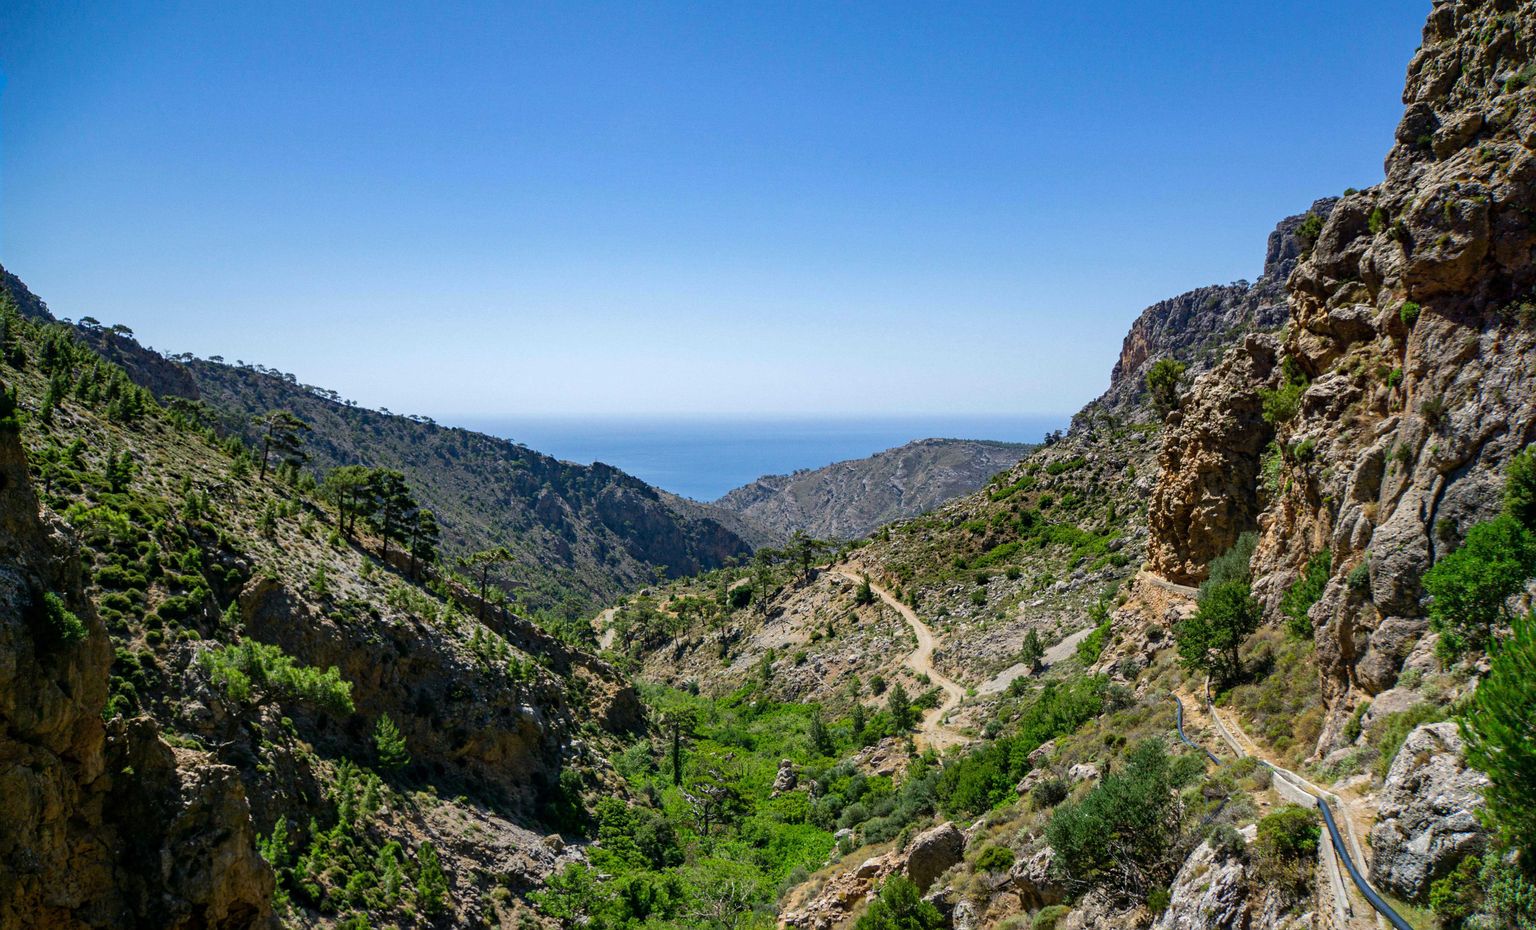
[{"x1": 455, "y1": 415, "x2": 1069, "y2": 502}]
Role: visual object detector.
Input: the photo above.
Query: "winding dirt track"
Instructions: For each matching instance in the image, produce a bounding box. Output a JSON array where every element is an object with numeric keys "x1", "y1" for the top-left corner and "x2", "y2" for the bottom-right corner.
[{"x1": 835, "y1": 571, "x2": 968, "y2": 750}]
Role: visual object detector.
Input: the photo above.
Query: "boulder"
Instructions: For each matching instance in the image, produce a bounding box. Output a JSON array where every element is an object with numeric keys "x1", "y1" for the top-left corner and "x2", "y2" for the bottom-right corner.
[
  {"x1": 1369, "y1": 722, "x2": 1488, "y2": 901},
  {"x1": 772, "y1": 759, "x2": 798, "y2": 795},
  {"x1": 1155, "y1": 825, "x2": 1257, "y2": 930},
  {"x1": 903, "y1": 822, "x2": 965, "y2": 891}
]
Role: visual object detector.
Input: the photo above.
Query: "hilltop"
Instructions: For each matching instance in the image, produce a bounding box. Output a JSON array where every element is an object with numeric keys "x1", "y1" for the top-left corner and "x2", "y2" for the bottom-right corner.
[{"x1": 714, "y1": 437, "x2": 1037, "y2": 541}]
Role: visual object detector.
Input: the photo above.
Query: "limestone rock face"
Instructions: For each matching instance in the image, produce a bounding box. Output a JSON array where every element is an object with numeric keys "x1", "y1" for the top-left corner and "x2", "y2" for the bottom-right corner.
[
  {"x1": 1143, "y1": 0, "x2": 1536, "y2": 757},
  {"x1": 1155, "y1": 825, "x2": 1257, "y2": 930},
  {"x1": 1099, "y1": 202, "x2": 1336, "y2": 421},
  {"x1": 1147, "y1": 334, "x2": 1281, "y2": 585},
  {"x1": 1370, "y1": 722, "x2": 1488, "y2": 901}
]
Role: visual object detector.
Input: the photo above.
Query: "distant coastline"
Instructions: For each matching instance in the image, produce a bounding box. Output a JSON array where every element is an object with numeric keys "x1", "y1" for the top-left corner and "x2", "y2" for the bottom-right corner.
[{"x1": 456, "y1": 414, "x2": 1067, "y2": 501}]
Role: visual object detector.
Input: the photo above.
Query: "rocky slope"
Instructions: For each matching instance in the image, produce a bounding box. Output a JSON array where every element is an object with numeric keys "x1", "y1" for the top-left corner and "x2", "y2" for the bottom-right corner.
[
  {"x1": 714, "y1": 438, "x2": 1036, "y2": 541},
  {"x1": 0, "y1": 421, "x2": 275, "y2": 929},
  {"x1": 0, "y1": 266, "x2": 754, "y2": 618},
  {"x1": 0, "y1": 303, "x2": 631, "y2": 928}
]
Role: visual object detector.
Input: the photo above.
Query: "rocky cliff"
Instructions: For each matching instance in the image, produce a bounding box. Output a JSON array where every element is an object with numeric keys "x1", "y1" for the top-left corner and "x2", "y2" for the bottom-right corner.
[
  {"x1": 1092, "y1": 201, "x2": 1337, "y2": 424},
  {"x1": 715, "y1": 438, "x2": 1036, "y2": 541},
  {"x1": 0, "y1": 425, "x2": 275, "y2": 929},
  {"x1": 1146, "y1": 0, "x2": 1536, "y2": 753}
]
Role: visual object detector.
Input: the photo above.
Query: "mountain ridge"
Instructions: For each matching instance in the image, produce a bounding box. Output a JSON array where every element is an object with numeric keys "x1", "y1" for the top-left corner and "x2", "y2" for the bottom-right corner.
[{"x1": 713, "y1": 436, "x2": 1037, "y2": 540}]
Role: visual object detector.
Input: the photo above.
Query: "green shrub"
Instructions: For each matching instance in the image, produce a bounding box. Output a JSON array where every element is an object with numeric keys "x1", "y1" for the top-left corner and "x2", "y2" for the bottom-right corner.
[
  {"x1": 974, "y1": 845, "x2": 1015, "y2": 873},
  {"x1": 198, "y1": 640, "x2": 354, "y2": 715},
  {"x1": 1032, "y1": 904, "x2": 1071, "y2": 930},
  {"x1": 854, "y1": 874, "x2": 944, "y2": 930},
  {"x1": 1295, "y1": 212, "x2": 1324, "y2": 250},
  {"x1": 1259, "y1": 357, "x2": 1309, "y2": 426},
  {"x1": 1280, "y1": 550, "x2": 1330, "y2": 639},
  {"x1": 1400, "y1": 301, "x2": 1421, "y2": 328},
  {"x1": 35, "y1": 592, "x2": 88, "y2": 651},
  {"x1": 1046, "y1": 739, "x2": 1192, "y2": 902},
  {"x1": 1146, "y1": 888, "x2": 1171, "y2": 913},
  {"x1": 1252, "y1": 804, "x2": 1319, "y2": 898},
  {"x1": 1032, "y1": 776, "x2": 1069, "y2": 810},
  {"x1": 1368, "y1": 207, "x2": 1388, "y2": 235},
  {"x1": 1423, "y1": 513, "x2": 1536, "y2": 657},
  {"x1": 1146, "y1": 359, "x2": 1188, "y2": 419}
]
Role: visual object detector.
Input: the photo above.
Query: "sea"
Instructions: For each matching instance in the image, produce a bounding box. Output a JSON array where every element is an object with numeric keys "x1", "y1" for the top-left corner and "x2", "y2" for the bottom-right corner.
[{"x1": 454, "y1": 415, "x2": 1069, "y2": 502}]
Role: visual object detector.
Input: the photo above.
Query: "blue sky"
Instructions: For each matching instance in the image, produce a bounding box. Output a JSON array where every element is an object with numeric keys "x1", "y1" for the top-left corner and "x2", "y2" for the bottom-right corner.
[{"x1": 1, "y1": 1, "x2": 1427, "y2": 419}]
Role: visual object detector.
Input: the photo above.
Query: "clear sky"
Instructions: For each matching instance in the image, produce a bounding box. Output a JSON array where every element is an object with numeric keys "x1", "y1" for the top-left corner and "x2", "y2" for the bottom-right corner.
[{"x1": 1, "y1": 1, "x2": 1427, "y2": 419}]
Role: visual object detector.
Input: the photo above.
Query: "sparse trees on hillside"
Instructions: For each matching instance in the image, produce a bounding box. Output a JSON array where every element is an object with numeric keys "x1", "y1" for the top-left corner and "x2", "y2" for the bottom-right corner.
[
  {"x1": 407, "y1": 509, "x2": 439, "y2": 578},
  {"x1": 364, "y1": 468, "x2": 415, "y2": 559},
  {"x1": 789, "y1": 530, "x2": 829, "y2": 579},
  {"x1": 253, "y1": 409, "x2": 310, "y2": 480},
  {"x1": 324, "y1": 465, "x2": 374, "y2": 536},
  {"x1": 460, "y1": 546, "x2": 515, "y2": 620}
]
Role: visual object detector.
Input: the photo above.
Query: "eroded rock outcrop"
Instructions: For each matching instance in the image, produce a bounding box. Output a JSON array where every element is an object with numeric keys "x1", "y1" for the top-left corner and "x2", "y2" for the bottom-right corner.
[
  {"x1": 0, "y1": 430, "x2": 274, "y2": 929},
  {"x1": 1147, "y1": 335, "x2": 1281, "y2": 585},
  {"x1": 1155, "y1": 826, "x2": 1258, "y2": 930},
  {"x1": 1145, "y1": 0, "x2": 1536, "y2": 755},
  {"x1": 1370, "y1": 721, "x2": 1489, "y2": 901}
]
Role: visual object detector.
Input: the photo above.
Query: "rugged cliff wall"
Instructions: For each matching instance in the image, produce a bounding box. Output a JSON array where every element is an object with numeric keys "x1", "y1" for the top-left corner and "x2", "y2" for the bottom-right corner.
[
  {"x1": 0, "y1": 428, "x2": 275, "y2": 929},
  {"x1": 1146, "y1": 0, "x2": 1536, "y2": 755}
]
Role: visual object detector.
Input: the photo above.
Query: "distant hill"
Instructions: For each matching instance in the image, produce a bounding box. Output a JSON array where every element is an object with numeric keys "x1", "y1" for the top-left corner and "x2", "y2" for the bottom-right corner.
[
  {"x1": 0, "y1": 266, "x2": 754, "y2": 616},
  {"x1": 713, "y1": 437, "x2": 1035, "y2": 540}
]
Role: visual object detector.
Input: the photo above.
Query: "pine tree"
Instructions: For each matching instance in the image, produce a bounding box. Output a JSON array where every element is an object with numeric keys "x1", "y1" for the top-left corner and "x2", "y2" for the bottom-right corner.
[
  {"x1": 415, "y1": 840, "x2": 449, "y2": 916},
  {"x1": 1020, "y1": 628, "x2": 1045, "y2": 672},
  {"x1": 808, "y1": 705, "x2": 834, "y2": 757},
  {"x1": 1461, "y1": 610, "x2": 1536, "y2": 860},
  {"x1": 374, "y1": 714, "x2": 411, "y2": 772},
  {"x1": 888, "y1": 681, "x2": 915, "y2": 731},
  {"x1": 252, "y1": 410, "x2": 310, "y2": 480}
]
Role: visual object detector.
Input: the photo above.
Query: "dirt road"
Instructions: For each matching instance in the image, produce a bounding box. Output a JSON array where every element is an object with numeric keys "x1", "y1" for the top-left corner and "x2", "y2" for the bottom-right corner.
[{"x1": 835, "y1": 571, "x2": 968, "y2": 750}]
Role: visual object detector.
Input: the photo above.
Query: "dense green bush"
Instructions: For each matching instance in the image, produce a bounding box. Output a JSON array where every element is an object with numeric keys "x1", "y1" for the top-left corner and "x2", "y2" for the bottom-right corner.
[
  {"x1": 853, "y1": 874, "x2": 944, "y2": 930},
  {"x1": 34, "y1": 592, "x2": 87, "y2": 652},
  {"x1": 1259, "y1": 358, "x2": 1309, "y2": 426},
  {"x1": 973, "y1": 844, "x2": 1015, "y2": 873},
  {"x1": 1046, "y1": 739, "x2": 1194, "y2": 903},
  {"x1": 1422, "y1": 513, "x2": 1536, "y2": 657},
  {"x1": 1252, "y1": 804, "x2": 1319, "y2": 899},
  {"x1": 1145, "y1": 358, "x2": 1188, "y2": 419}
]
